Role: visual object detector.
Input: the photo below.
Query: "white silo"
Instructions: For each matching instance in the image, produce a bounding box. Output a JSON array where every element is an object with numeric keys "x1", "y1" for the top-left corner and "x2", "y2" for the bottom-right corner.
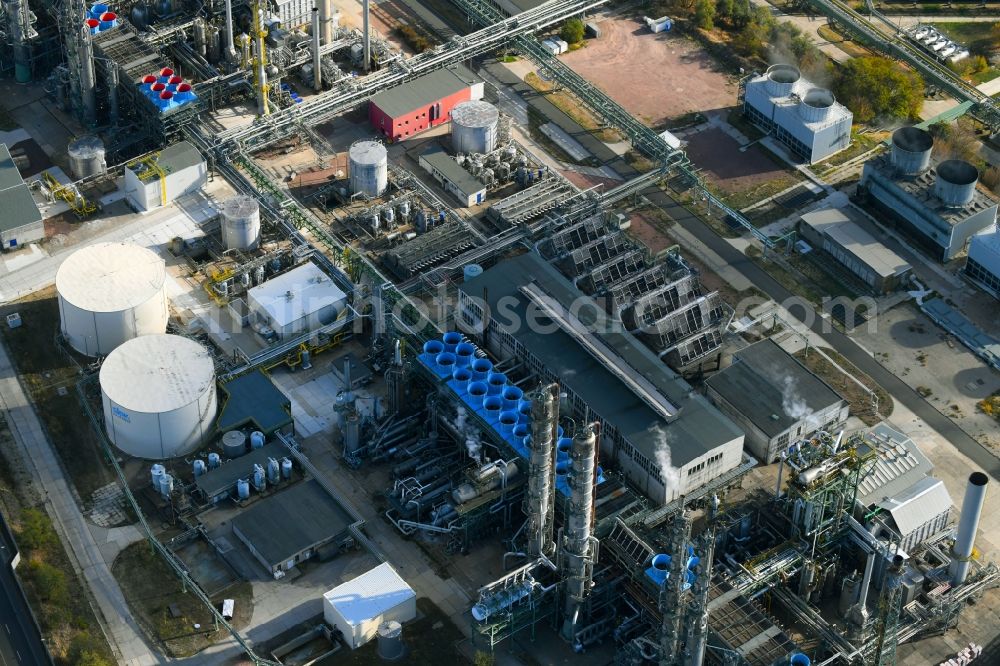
[
  {"x1": 100, "y1": 334, "x2": 218, "y2": 459},
  {"x1": 349, "y1": 140, "x2": 388, "y2": 197},
  {"x1": 221, "y1": 195, "x2": 261, "y2": 250},
  {"x1": 451, "y1": 100, "x2": 500, "y2": 155},
  {"x1": 67, "y1": 135, "x2": 107, "y2": 179},
  {"x1": 57, "y1": 242, "x2": 169, "y2": 357}
]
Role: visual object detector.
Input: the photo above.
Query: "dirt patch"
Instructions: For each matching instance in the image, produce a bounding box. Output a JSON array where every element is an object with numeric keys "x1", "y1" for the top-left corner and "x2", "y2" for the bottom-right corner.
[
  {"x1": 560, "y1": 15, "x2": 737, "y2": 127},
  {"x1": 683, "y1": 128, "x2": 792, "y2": 196},
  {"x1": 559, "y1": 169, "x2": 621, "y2": 192},
  {"x1": 793, "y1": 347, "x2": 893, "y2": 426},
  {"x1": 626, "y1": 211, "x2": 675, "y2": 255}
]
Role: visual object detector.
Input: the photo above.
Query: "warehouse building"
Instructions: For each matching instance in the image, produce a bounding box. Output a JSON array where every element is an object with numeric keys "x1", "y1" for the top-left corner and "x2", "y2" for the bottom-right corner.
[
  {"x1": 458, "y1": 252, "x2": 745, "y2": 505},
  {"x1": 0, "y1": 143, "x2": 43, "y2": 250},
  {"x1": 871, "y1": 476, "x2": 952, "y2": 553},
  {"x1": 706, "y1": 339, "x2": 848, "y2": 464},
  {"x1": 246, "y1": 261, "x2": 348, "y2": 339},
  {"x1": 233, "y1": 479, "x2": 354, "y2": 576},
  {"x1": 368, "y1": 65, "x2": 483, "y2": 143},
  {"x1": 965, "y1": 226, "x2": 1000, "y2": 298},
  {"x1": 798, "y1": 207, "x2": 912, "y2": 293},
  {"x1": 323, "y1": 563, "x2": 416, "y2": 649},
  {"x1": 741, "y1": 65, "x2": 852, "y2": 164},
  {"x1": 419, "y1": 147, "x2": 486, "y2": 206},
  {"x1": 860, "y1": 127, "x2": 998, "y2": 261},
  {"x1": 124, "y1": 141, "x2": 207, "y2": 212}
]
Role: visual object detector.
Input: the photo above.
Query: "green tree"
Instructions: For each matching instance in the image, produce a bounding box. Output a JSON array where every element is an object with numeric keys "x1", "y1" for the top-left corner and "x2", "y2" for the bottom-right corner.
[
  {"x1": 716, "y1": 0, "x2": 734, "y2": 20},
  {"x1": 17, "y1": 508, "x2": 56, "y2": 553},
  {"x1": 835, "y1": 56, "x2": 924, "y2": 123},
  {"x1": 560, "y1": 18, "x2": 585, "y2": 45},
  {"x1": 695, "y1": 0, "x2": 716, "y2": 29},
  {"x1": 730, "y1": 0, "x2": 753, "y2": 28},
  {"x1": 733, "y1": 21, "x2": 769, "y2": 58}
]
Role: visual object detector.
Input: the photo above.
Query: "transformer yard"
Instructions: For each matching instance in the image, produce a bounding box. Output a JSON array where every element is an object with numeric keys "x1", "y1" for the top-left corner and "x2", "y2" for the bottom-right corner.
[{"x1": 2, "y1": 0, "x2": 1000, "y2": 665}]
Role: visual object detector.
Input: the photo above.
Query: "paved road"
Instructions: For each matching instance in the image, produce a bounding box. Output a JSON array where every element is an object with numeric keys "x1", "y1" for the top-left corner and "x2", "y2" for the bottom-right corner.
[
  {"x1": 0, "y1": 517, "x2": 51, "y2": 666},
  {"x1": 643, "y1": 188, "x2": 1000, "y2": 480}
]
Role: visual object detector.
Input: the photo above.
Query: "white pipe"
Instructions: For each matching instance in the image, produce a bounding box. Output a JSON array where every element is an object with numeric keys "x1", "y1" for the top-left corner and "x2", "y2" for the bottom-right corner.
[
  {"x1": 857, "y1": 550, "x2": 875, "y2": 609},
  {"x1": 319, "y1": 0, "x2": 334, "y2": 44},
  {"x1": 362, "y1": 0, "x2": 370, "y2": 71},
  {"x1": 78, "y1": 27, "x2": 97, "y2": 126},
  {"x1": 311, "y1": 8, "x2": 322, "y2": 92},
  {"x1": 224, "y1": 0, "x2": 237, "y2": 62},
  {"x1": 950, "y1": 471, "x2": 989, "y2": 585}
]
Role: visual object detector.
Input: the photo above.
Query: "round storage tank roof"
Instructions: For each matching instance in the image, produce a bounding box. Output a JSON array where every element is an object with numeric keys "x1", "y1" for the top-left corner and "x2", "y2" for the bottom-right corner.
[
  {"x1": 349, "y1": 140, "x2": 387, "y2": 165},
  {"x1": 100, "y1": 334, "x2": 215, "y2": 414},
  {"x1": 56, "y1": 242, "x2": 166, "y2": 313},
  {"x1": 451, "y1": 100, "x2": 500, "y2": 129}
]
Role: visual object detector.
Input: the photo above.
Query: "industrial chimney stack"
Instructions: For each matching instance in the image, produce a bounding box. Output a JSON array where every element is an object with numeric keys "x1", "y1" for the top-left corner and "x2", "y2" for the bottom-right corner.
[{"x1": 950, "y1": 472, "x2": 988, "y2": 585}]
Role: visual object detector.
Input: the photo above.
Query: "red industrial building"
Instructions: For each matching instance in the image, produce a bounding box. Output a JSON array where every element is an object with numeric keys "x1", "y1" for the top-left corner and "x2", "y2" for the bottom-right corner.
[{"x1": 368, "y1": 65, "x2": 484, "y2": 143}]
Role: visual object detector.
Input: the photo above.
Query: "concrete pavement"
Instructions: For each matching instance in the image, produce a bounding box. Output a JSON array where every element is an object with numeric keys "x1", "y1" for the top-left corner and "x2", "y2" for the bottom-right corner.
[{"x1": 0, "y1": 342, "x2": 162, "y2": 665}]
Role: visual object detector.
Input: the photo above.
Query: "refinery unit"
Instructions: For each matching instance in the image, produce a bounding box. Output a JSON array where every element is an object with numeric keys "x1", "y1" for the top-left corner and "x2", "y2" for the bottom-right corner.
[{"x1": 2, "y1": 0, "x2": 1000, "y2": 663}]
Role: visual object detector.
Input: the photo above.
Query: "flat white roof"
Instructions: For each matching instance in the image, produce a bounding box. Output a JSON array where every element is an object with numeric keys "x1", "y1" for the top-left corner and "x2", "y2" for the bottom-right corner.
[
  {"x1": 801, "y1": 208, "x2": 911, "y2": 279},
  {"x1": 56, "y1": 242, "x2": 166, "y2": 311},
  {"x1": 323, "y1": 563, "x2": 415, "y2": 625},
  {"x1": 247, "y1": 261, "x2": 346, "y2": 328}
]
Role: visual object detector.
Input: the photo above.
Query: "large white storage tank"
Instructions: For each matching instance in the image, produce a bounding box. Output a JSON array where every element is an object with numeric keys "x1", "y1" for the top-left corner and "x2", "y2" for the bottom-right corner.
[
  {"x1": 221, "y1": 195, "x2": 261, "y2": 250},
  {"x1": 67, "y1": 135, "x2": 107, "y2": 179},
  {"x1": 451, "y1": 100, "x2": 500, "y2": 155},
  {"x1": 57, "y1": 242, "x2": 169, "y2": 357},
  {"x1": 100, "y1": 334, "x2": 218, "y2": 459},
  {"x1": 349, "y1": 140, "x2": 388, "y2": 198}
]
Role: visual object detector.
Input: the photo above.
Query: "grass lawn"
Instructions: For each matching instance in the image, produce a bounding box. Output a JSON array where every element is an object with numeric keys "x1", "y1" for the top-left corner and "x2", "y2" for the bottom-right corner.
[
  {"x1": 811, "y1": 131, "x2": 887, "y2": 176},
  {"x1": 933, "y1": 22, "x2": 999, "y2": 53},
  {"x1": 794, "y1": 347, "x2": 893, "y2": 426},
  {"x1": 817, "y1": 25, "x2": 873, "y2": 59},
  {"x1": 524, "y1": 72, "x2": 623, "y2": 143},
  {"x1": 0, "y1": 289, "x2": 117, "y2": 502},
  {"x1": 113, "y1": 541, "x2": 253, "y2": 658}
]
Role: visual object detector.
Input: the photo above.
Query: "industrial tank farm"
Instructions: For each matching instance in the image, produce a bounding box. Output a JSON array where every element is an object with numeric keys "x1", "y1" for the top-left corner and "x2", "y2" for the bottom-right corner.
[
  {"x1": 450, "y1": 100, "x2": 500, "y2": 155},
  {"x1": 100, "y1": 333, "x2": 218, "y2": 459},
  {"x1": 56, "y1": 241, "x2": 169, "y2": 357}
]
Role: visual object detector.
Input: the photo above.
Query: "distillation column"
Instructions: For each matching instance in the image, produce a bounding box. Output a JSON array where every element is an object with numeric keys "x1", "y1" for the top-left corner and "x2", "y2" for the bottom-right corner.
[
  {"x1": 660, "y1": 510, "x2": 692, "y2": 665},
  {"x1": 6, "y1": 0, "x2": 32, "y2": 82},
  {"x1": 78, "y1": 24, "x2": 97, "y2": 125},
  {"x1": 683, "y1": 528, "x2": 714, "y2": 666},
  {"x1": 849, "y1": 550, "x2": 876, "y2": 640},
  {"x1": 525, "y1": 384, "x2": 558, "y2": 559},
  {"x1": 251, "y1": 1, "x2": 269, "y2": 115},
  {"x1": 311, "y1": 8, "x2": 322, "y2": 91},
  {"x1": 560, "y1": 424, "x2": 597, "y2": 642},
  {"x1": 950, "y1": 471, "x2": 989, "y2": 585},
  {"x1": 224, "y1": 0, "x2": 237, "y2": 62},
  {"x1": 318, "y1": 0, "x2": 334, "y2": 44},
  {"x1": 362, "y1": 0, "x2": 370, "y2": 71}
]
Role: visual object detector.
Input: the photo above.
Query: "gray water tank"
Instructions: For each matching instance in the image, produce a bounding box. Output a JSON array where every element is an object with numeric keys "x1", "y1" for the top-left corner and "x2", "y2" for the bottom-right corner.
[
  {"x1": 222, "y1": 430, "x2": 247, "y2": 458},
  {"x1": 891, "y1": 127, "x2": 933, "y2": 176},
  {"x1": 349, "y1": 140, "x2": 388, "y2": 197},
  {"x1": 376, "y1": 620, "x2": 404, "y2": 660},
  {"x1": 935, "y1": 159, "x2": 978, "y2": 207},
  {"x1": 451, "y1": 101, "x2": 500, "y2": 155}
]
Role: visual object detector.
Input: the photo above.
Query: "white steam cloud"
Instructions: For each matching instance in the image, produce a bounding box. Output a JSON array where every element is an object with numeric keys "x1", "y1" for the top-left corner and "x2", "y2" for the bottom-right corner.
[
  {"x1": 455, "y1": 406, "x2": 482, "y2": 464},
  {"x1": 648, "y1": 425, "x2": 681, "y2": 498},
  {"x1": 781, "y1": 376, "x2": 820, "y2": 431}
]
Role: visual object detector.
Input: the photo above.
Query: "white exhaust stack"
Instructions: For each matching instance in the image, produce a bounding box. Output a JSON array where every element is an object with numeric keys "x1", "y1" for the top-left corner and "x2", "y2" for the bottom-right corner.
[
  {"x1": 224, "y1": 0, "x2": 237, "y2": 62},
  {"x1": 319, "y1": 0, "x2": 334, "y2": 44},
  {"x1": 362, "y1": 0, "x2": 371, "y2": 71},
  {"x1": 311, "y1": 8, "x2": 322, "y2": 92},
  {"x1": 950, "y1": 472, "x2": 988, "y2": 585}
]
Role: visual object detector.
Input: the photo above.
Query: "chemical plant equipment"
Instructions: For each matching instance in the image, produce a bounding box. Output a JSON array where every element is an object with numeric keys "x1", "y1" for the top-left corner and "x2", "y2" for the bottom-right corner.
[
  {"x1": 221, "y1": 195, "x2": 262, "y2": 250},
  {"x1": 451, "y1": 100, "x2": 500, "y2": 155},
  {"x1": 349, "y1": 140, "x2": 388, "y2": 197},
  {"x1": 100, "y1": 334, "x2": 218, "y2": 459},
  {"x1": 56, "y1": 242, "x2": 168, "y2": 356},
  {"x1": 67, "y1": 135, "x2": 107, "y2": 178}
]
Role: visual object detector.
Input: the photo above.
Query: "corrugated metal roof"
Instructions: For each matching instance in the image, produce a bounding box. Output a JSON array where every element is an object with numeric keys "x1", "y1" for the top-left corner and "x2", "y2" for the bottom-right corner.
[
  {"x1": 878, "y1": 476, "x2": 952, "y2": 536},
  {"x1": 0, "y1": 143, "x2": 42, "y2": 233},
  {"x1": 156, "y1": 141, "x2": 203, "y2": 173},
  {"x1": 855, "y1": 423, "x2": 933, "y2": 506},
  {"x1": 370, "y1": 65, "x2": 479, "y2": 118},
  {"x1": 800, "y1": 207, "x2": 911, "y2": 279},
  {"x1": 705, "y1": 339, "x2": 845, "y2": 438},
  {"x1": 323, "y1": 563, "x2": 415, "y2": 625}
]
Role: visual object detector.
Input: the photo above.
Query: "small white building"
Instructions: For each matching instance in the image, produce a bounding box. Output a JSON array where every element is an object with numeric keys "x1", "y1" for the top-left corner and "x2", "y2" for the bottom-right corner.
[
  {"x1": 742, "y1": 65, "x2": 852, "y2": 164},
  {"x1": 419, "y1": 147, "x2": 486, "y2": 207},
  {"x1": 872, "y1": 476, "x2": 952, "y2": 553},
  {"x1": 124, "y1": 141, "x2": 207, "y2": 212},
  {"x1": 323, "y1": 563, "x2": 416, "y2": 649},
  {"x1": 246, "y1": 261, "x2": 347, "y2": 339}
]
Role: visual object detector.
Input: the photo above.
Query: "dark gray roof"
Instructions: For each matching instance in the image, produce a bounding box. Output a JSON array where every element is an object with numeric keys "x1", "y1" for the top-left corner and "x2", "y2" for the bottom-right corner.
[
  {"x1": 421, "y1": 147, "x2": 484, "y2": 196},
  {"x1": 232, "y1": 479, "x2": 353, "y2": 567},
  {"x1": 706, "y1": 339, "x2": 845, "y2": 438},
  {"x1": 195, "y1": 441, "x2": 288, "y2": 498},
  {"x1": 157, "y1": 141, "x2": 203, "y2": 173},
  {"x1": 460, "y1": 252, "x2": 742, "y2": 467},
  {"x1": 370, "y1": 65, "x2": 480, "y2": 118},
  {"x1": 218, "y1": 370, "x2": 293, "y2": 434},
  {"x1": 0, "y1": 144, "x2": 41, "y2": 233}
]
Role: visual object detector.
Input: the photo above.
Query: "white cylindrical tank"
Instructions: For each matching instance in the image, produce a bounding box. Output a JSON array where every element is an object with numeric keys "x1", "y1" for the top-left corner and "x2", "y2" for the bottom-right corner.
[
  {"x1": 765, "y1": 64, "x2": 800, "y2": 97},
  {"x1": 221, "y1": 195, "x2": 261, "y2": 251},
  {"x1": 891, "y1": 126, "x2": 933, "y2": 176},
  {"x1": 798, "y1": 88, "x2": 835, "y2": 122},
  {"x1": 950, "y1": 471, "x2": 989, "y2": 585},
  {"x1": 935, "y1": 159, "x2": 978, "y2": 207},
  {"x1": 376, "y1": 620, "x2": 404, "y2": 660},
  {"x1": 150, "y1": 463, "x2": 165, "y2": 489},
  {"x1": 250, "y1": 431, "x2": 265, "y2": 449},
  {"x1": 349, "y1": 140, "x2": 388, "y2": 197},
  {"x1": 451, "y1": 100, "x2": 500, "y2": 155},
  {"x1": 100, "y1": 334, "x2": 218, "y2": 459},
  {"x1": 281, "y1": 457, "x2": 293, "y2": 479},
  {"x1": 57, "y1": 242, "x2": 169, "y2": 357},
  {"x1": 67, "y1": 135, "x2": 107, "y2": 179}
]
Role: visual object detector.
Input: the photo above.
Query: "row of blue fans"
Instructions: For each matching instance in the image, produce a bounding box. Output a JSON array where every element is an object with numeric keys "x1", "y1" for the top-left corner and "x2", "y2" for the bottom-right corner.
[
  {"x1": 85, "y1": 3, "x2": 118, "y2": 34},
  {"x1": 137, "y1": 68, "x2": 198, "y2": 112},
  {"x1": 419, "y1": 332, "x2": 605, "y2": 497}
]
